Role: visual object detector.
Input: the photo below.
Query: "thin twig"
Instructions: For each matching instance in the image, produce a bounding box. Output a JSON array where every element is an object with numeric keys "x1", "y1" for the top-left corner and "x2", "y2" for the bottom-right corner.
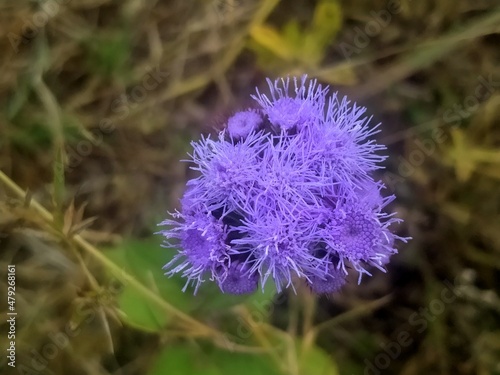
[{"x1": 0, "y1": 170, "x2": 221, "y2": 340}]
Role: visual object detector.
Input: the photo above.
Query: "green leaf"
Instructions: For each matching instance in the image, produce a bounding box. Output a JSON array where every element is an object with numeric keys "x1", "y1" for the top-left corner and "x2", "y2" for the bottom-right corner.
[
  {"x1": 249, "y1": 0, "x2": 342, "y2": 70},
  {"x1": 118, "y1": 286, "x2": 168, "y2": 332},
  {"x1": 193, "y1": 278, "x2": 277, "y2": 315},
  {"x1": 148, "y1": 345, "x2": 219, "y2": 375},
  {"x1": 282, "y1": 19, "x2": 302, "y2": 51},
  {"x1": 105, "y1": 237, "x2": 192, "y2": 332},
  {"x1": 315, "y1": 65, "x2": 358, "y2": 85},
  {"x1": 250, "y1": 24, "x2": 295, "y2": 60},
  {"x1": 207, "y1": 347, "x2": 281, "y2": 375},
  {"x1": 301, "y1": 0, "x2": 342, "y2": 67},
  {"x1": 301, "y1": 32, "x2": 327, "y2": 67},
  {"x1": 84, "y1": 31, "x2": 131, "y2": 79},
  {"x1": 298, "y1": 343, "x2": 340, "y2": 375},
  {"x1": 149, "y1": 344, "x2": 281, "y2": 375},
  {"x1": 105, "y1": 237, "x2": 280, "y2": 331},
  {"x1": 191, "y1": 282, "x2": 255, "y2": 314},
  {"x1": 310, "y1": 0, "x2": 342, "y2": 43}
]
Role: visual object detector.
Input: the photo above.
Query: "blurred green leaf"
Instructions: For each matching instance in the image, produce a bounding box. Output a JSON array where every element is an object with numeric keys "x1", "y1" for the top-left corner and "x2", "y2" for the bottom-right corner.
[
  {"x1": 298, "y1": 342, "x2": 340, "y2": 375},
  {"x1": 118, "y1": 286, "x2": 168, "y2": 332},
  {"x1": 249, "y1": 0, "x2": 342, "y2": 70},
  {"x1": 148, "y1": 345, "x2": 219, "y2": 375},
  {"x1": 105, "y1": 237, "x2": 192, "y2": 332},
  {"x1": 9, "y1": 117, "x2": 53, "y2": 150},
  {"x1": 192, "y1": 282, "x2": 256, "y2": 314},
  {"x1": 193, "y1": 278, "x2": 277, "y2": 315},
  {"x1": 6, "y1": 74, "x2": 33, "y2": 120},
  {"x1": 84, "y1": 31, "x2": 131, "y2": 79},
  {"x1": 314, "y1": 64, "x2": 358, "y2": 85},
  {"x1": 304, "y1": 0, "x2": 342, "y2": 66},
  {"x1": 310, "y1": 0, "x2": 342, "y2": 42},
  {"x1": 240, "y1": 283, "x2": 281, "y2": 332},
  {"x1": 105, "y1": 236, "x2": 276, "y2": 331},
  {"x1": 282, "y1": 20, "x2": 302, "y2": 50},
  {"x1": 207, "y1": 347, "x2": 281, "y2": 375},
  {"x1": 250, "y1": 24, "x2": 294, "y2": 60},
  {"x1": 444, "y1": 128, "x2": 500, "y2": 183},
  {"x1": 149, "y1": 344, "x2": 280, "y2": 375},
  {"x1": 7, "y1": 108, "x2": 85, "y2": 152}
]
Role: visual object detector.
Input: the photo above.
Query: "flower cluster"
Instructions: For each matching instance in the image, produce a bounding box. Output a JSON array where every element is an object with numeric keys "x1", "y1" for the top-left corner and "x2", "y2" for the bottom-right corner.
[{"x1": 158, "y1": 76, "x2": 408, "y2": 295}]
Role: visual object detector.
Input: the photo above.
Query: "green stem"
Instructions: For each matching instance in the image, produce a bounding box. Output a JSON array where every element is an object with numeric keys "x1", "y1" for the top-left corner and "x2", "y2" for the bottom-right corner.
[{"x1": 0, "y1": 170, "x2": 217, "y2": 338}]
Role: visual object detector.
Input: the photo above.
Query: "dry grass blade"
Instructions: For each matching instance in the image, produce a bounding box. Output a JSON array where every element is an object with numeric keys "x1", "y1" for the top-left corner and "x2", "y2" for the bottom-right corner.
[{"x1": 347, "y1": 8, "x2": 500, "y2": 100}]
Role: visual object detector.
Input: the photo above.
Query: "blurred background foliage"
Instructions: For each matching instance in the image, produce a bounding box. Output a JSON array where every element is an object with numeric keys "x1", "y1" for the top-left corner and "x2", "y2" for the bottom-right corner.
[{"x1": 0, "y1": 0, "x2": 499, "y2": 374}]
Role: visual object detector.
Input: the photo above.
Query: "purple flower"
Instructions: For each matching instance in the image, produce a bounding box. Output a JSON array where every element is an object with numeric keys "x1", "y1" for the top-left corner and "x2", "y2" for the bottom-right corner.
[
  {"x1": 253, "y1": 76, "x2": 327, "y2": 132},
  {"x1": 158, "y1": 76, "x2": 409, "y2": 294},
  {"x1": 227, "y1": 110, "x2": 263, "y2": 139},
  {"x1": 218, "y1": 261, "x2": 259, "y2": 295},
  {"x1": 158, "y1": 211, "x2": 231, "y2": 294},
  {"x1": 307, "y1": 264, "x2": 347, "y2": 294}
]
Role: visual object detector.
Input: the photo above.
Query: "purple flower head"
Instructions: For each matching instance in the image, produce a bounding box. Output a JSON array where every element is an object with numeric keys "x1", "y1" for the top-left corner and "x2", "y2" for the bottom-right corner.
[
  {"x1": 186, "y1": 130, "x2": 269, "y2": 212},
  {"x1": 218, "y1": 261, "x2": 259, "y2": 295},
  {"x1": 227, "y1": 110, "x2": 263, "y2": 139},
  {"x1": 307, "y1": 263, "x2": 347, "y2": 294},
  {"x1": 158, "y1": 211, "x2": 231, "y2": 293},
  {"x1": 158, "y1": 75, "x2": 409, "y2": 294},
  {"x1": 252, "y1": 76, "x2": 327, "y2": 131}
]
